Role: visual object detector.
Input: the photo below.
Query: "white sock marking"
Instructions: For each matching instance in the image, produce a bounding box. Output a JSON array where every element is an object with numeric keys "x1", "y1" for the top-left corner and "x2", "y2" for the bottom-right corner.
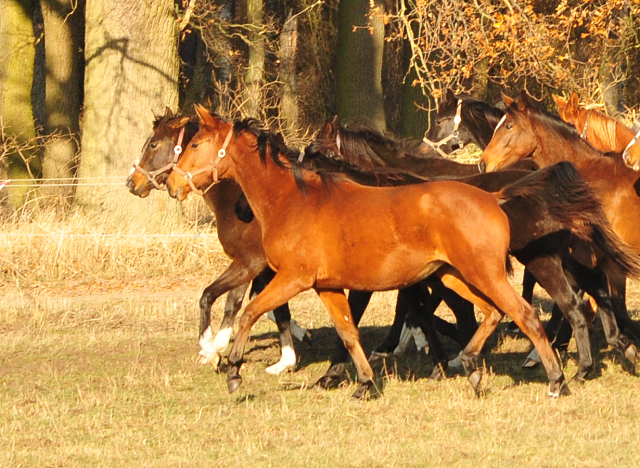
[{"x1": 265, "y1": 344, "x2": 296, "y2": 374}]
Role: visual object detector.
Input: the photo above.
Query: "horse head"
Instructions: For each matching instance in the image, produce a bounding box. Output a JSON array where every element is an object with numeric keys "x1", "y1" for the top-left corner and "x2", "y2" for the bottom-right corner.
[
  {"x1": 480, "y1": 91, "x2": 537, "y2": 172},
  {"x1": 126, "y1": 107, "x2": 192, "y2": 198},
  {"x1": 167, "y1": 105, "x2": 235, "y2": 201}
]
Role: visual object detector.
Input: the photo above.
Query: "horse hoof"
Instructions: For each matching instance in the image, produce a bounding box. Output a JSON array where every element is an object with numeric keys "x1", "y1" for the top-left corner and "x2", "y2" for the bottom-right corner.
[
  {"x1": 548, "y1": 382, "x2": 571, "y2": 398},
  {"x1": 368, "y1": 351, "x2": 389, "y2": 364},
  {"x1": 350, "y1": 381, "x2": 372, "y2": 400},
  {"x1": 468, "y1": 370, "x2": 482, "y2": 396},
  {"x1": 428, "y1": 363, "x2": 447, "y2": 381},
  {"x1": 522, "y1": 357, "x2": 540, "y2": 369},
  {"x1": 624, "y1": 344, "x2": 638, "y2": 366},
  {"x1": 302, "y1": 330, "x2": 313, "y2": 347},
  {"x1": 314, "y1": 374, "x2": 339, "y2": 390},
  {"x1": 448, "y1": 351, "x2": 463, "y2": 369},
  {"x1": 227, "y1": 376, "x2": 242, "y2": 393}
]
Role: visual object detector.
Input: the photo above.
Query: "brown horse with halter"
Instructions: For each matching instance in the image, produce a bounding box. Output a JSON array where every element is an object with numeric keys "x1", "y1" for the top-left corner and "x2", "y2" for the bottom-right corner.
[
  {"x1": 166, "y1": 105, "x2": 568, "y2": 399},
  {"x1": 480, "y1": 91, "x2": 640, "y2": 344},
  {"x1": 553, "y1": 91, "x2": 640, "y2": 171},
  {"x1": 125, "y1": 108, "x2": 311, "y2": 375}
]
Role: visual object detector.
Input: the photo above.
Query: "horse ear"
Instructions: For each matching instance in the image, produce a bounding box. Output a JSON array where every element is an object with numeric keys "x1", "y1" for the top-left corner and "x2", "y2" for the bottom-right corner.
[
  {"x1": 165, "y1": 106, "x2": 174, "y2": 118},
  {"x1": 168, "y1": 116, "x2": 191, "y2": 130},
  {"x1": 194, "y1": 104, "x2": 216, "y2": 128},
  {"x1": 516, "y1": 91, "x2": 529, "y2": 111},
  {"x1": 567, "y1": 91, "x2": 580, "y2": 115},
  {"x1": 445, "y1": 88, "x2": 456, "y2": 103},
  {"x1": 320, "y1": 116, "x2": 338, "y2": 138},
  {"x1": 501, "y1": 93, "x2": 514, "y2": 107},
  {"x1": 552, "y1": 94, "x2": 567, "y2": 112}
]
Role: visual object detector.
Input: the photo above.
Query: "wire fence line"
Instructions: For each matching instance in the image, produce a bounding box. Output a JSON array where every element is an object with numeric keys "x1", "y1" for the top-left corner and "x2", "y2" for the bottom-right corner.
[{"x1": 0, "y1": 233, "x2": 219, "y2": 238}]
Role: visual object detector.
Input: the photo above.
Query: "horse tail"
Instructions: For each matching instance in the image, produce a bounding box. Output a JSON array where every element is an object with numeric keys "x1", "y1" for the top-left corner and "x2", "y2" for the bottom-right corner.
[{"x1": 496, "y1": 161, "x2": 640, "y2": 278}]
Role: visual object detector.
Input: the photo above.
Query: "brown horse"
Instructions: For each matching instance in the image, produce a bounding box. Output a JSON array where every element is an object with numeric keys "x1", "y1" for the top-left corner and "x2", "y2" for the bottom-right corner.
[
  {"x1": 480, "y1": 92, "x2": 640, "y2": 343},
  {"x1": 166, "y1": 105, "x2": 568, "y2": 399},
  {"x1": 125, "y1": 109, "x2": 311, "y2": 375},
  {"x1": 553, "y1": 92, "x2": 640, "y2": 171}
]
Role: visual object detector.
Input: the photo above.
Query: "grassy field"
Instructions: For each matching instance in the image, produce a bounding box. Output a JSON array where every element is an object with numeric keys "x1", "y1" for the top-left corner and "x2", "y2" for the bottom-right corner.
[{"x1": 2, "y1": 205, "x2": 640, "y2": 467}]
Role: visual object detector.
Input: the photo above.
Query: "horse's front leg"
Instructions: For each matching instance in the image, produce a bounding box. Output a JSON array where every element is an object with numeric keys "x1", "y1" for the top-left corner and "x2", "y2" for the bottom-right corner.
[
  {"x1": 316, "y1": 288, "x2": 375, "y2": 400},
  {"x1": 226, "y1": 273, "x2": 310, "y2": 393}
]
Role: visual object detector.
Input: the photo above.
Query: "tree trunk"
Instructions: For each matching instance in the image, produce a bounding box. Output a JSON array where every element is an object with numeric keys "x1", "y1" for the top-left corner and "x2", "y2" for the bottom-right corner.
[
  {"x1": 40, "y1": 0, "x2": 84, "y2": 205},
  {"x1": 243, "y1": 0, "x2": 265, "y2": 118},
  {"x1": 0, "y1": 0, "x2": 41, "y2": 207},
  {"x1": 399, "y1": 38, "x2": 429, "y2": 139},
  {"x1": 335, "y1": 0, "x2": 386, "y2": 131},
  {"x1": 279, "y1": 11, "x2": 299, "y2": 137},
  {"x1": 77, "y1": 0, "x2": 182, "y2": 230}
]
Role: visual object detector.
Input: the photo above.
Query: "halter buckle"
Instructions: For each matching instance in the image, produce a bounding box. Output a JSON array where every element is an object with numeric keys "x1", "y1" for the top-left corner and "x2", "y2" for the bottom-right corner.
[
  {"x1": 174, "y1": 145, "x2": 182, "y2": 155},
  {"x1": 218, "y1": 149, "x2": 226, "y2": 158},
  {"x1": 184, "y1": 172, "x2": 193, "y2": 181}
]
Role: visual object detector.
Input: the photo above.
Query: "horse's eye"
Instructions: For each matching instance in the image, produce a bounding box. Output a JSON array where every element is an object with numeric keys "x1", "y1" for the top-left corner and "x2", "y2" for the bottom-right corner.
[
  {"x1": 191, "y1": 142, "x2": 199, "y2": 149},
  {"x1": 506, "y1": 124, "x2": 513, "y2": 130},
  {"x1": 435, "y1": 119, "x2": 443, "y2": 126},
  {"x1": 150, "y1": 142, "x2": 158, "y2": 149}
]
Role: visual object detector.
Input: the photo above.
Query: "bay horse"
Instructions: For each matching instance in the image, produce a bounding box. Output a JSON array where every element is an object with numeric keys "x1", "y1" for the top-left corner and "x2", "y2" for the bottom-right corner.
[
  {"x1": 553, "y1": 92, "x2": 640, "y2": 171},
  {"x1": 306, "y1": 123, "x2": 640, "y2": 381},
  {"x1": 166, "y1": 106, "x2": 574, "y2": 399},
  {"x1": 480, "y1": 91, "x2": 640, "y2": 346},
  {"x1": 125, "y1": 108, "x2": 312, "y2": 375}
]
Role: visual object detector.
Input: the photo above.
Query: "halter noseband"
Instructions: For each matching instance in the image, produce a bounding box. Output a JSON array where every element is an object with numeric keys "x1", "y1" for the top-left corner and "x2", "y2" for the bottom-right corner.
[
  {"x1": 422, "y1": 99, "x2": 463, "y2": 157},
  {"x1": 132, "y1": 127, "x2": 186, "y2": 190},
  {"x1": 172, "y1": 125, "x2": 234, "y2": 195}
]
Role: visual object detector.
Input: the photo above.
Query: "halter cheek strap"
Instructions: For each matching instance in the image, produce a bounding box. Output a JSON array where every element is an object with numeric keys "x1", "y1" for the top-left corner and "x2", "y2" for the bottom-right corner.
[
  {"x1": 422, "y1": 99, "x2": 463, "y2": 157},
  {"x1": 622, "y1": 127, "x2": 640, "y2": 167},
  {"x1": 131, "y1": 127, "x2": 186, "y2": 190},
  {"x1": 173, "y1": 125, "x2": 234, "y2": 195},
  {"x1": 580, "y1": 110, "x2": 591, "y2": 140}
]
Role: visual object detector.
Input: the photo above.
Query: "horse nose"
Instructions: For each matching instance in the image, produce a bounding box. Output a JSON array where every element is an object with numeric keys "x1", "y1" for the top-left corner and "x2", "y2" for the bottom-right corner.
[
  {"x1": 125, "y1": 176, "x2": 134, "y2": 191},
  {"x1": 478, "y1": 160, "x2": 487, "y2": 173},
  {"x1": 167, "y1": 184, "x2": 181, "y2": 199}
]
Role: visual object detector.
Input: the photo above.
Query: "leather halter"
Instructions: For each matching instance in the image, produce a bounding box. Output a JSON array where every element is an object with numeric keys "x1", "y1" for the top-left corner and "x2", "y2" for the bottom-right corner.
[
  {"x1": 622, "y1": 127, "x2": 640, "y2": 167},
  {"x1": 422, "y1": 99, "x2": 463, "y2": 157},
  {"x1": 172, "y1": 125, "x2": 234, "y2": 195},
  {"x1": 132, "y1": 127, "x2": 186, "y2": 190}
]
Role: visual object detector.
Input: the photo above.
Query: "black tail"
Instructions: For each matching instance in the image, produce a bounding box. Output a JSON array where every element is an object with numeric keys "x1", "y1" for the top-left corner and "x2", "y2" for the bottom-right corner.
[{"x1": 498, "y1": 161, "x2": 640, "y2": 279}]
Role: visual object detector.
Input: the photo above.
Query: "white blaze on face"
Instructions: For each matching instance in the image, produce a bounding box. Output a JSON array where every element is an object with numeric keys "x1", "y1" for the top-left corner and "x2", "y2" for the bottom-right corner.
[{"x1": 494, "y1": 115, "x2": 507, "y2": 135}]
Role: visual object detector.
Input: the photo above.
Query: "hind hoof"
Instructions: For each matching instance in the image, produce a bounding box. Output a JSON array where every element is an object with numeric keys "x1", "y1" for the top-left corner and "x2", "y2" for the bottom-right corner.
[
  {"x1": 468, "y1": 370, "x2": 483, "y2": 396},
  {"x1": 522, "y1": 357, "x2": 540, "y2": 369},
  {"x1": 265, "y1": 362, "x2": 295, "y2": 375},
  {"x1": 227, "y1": 376, "x2": 242, "y2": 393},
  {"x1": 350, "y1": 381, "x2": 373, "y2": 400},
  {"x1": 368, "y1": 351, "x2": 390, "y2": 365},
  {"x1": 428, "y1": 363, "x2": 447, "y2": 381},
  {"x1": 548, "y1": 382, "x2": 571, "y2": 398}
]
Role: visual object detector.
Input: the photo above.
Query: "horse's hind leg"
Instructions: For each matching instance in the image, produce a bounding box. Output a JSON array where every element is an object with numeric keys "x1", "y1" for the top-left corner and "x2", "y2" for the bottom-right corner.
[
  {"x1": 568, "y1": 259, "x2": 637, "y2": 372},
  {"x1": 250, "y1": 269, "x2": 299, "y2": 375},
  {"x1": 525, "y1": 257, "x2": 593, "y2": 382},
  {"x1": 314, "y1": 290, "x2": 373, "y2": 390},
  {"x1": 437, "y1": 265, "x2": 566, "y2": 397},
  {"x1": 199, "y1": 283, "x2": 250, "y2": 368},
  {"x1": 198, "y1": 259, "x2": 263, "y2": 365},
  {"x1": 316, "y1": 288, "x2": 375, "y2": 400}
]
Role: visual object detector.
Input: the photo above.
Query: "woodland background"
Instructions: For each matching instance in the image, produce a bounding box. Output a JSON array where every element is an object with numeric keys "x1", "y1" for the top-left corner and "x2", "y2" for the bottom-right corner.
[{"x1": 0, "y1": 0, "x2": 639, "y2": 225}]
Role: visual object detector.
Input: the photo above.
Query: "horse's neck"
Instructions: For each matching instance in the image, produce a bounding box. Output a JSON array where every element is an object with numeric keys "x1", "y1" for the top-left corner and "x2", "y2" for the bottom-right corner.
[{"x1": 230, "y1": 150, "x2": 301, "y2": 229}]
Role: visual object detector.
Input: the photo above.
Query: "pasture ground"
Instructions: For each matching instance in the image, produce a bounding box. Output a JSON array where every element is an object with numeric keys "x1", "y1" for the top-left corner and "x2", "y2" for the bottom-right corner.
[{"x1": 1, "y1": 196, "x2": 640, "y2": 467}]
